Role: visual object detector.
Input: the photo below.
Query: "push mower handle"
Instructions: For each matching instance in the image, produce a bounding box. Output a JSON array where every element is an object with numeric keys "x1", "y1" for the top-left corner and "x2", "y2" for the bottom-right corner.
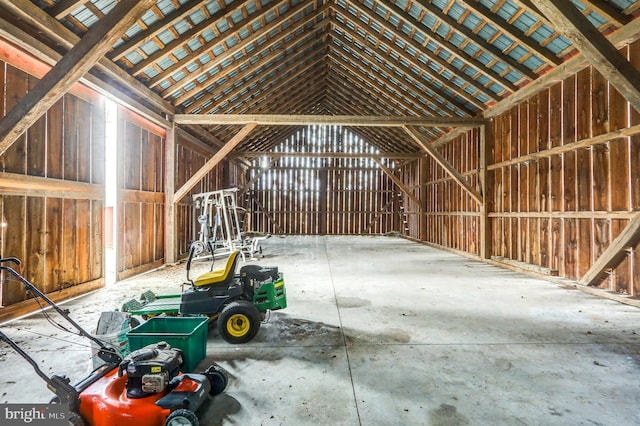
[{"x1": 0, "y1": 257, "x2": 21, "y2": 266}]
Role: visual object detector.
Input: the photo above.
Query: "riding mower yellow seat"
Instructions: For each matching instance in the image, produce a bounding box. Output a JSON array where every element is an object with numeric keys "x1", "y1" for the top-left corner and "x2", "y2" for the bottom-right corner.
[{"x1": 192, "y1": 250, "x2": 240, "y2": 288}]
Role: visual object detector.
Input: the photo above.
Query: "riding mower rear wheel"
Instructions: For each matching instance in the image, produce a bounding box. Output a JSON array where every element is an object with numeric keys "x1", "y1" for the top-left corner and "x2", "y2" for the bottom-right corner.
[{"x1": 217, "y1": 300, "x2": 261, "y2": 344}]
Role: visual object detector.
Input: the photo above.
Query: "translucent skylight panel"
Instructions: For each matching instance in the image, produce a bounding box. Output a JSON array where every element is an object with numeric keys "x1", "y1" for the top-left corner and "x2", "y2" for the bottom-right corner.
[
  {"x1": 186, "y1": 38, "x2": 202, "y2": 51},
  {"x1": 139, "y1": 40, "x2": 159, "y2": 57},
  {"x1": 189, "y1": 10, "x2": 206, "y2": 26},
  {"x1": 124, "y1": 51, "x2": 143, "y2": 65}
]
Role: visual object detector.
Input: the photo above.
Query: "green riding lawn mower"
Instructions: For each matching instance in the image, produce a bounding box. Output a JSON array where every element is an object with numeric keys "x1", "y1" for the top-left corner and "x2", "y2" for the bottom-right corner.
[{"x1": 122, "y1": 244, "x2": 287, "y2": 344}]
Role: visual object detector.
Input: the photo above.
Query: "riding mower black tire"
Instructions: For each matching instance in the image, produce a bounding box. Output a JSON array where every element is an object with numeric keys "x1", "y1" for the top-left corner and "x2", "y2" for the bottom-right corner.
[
  {"x1": 217, "y1": 300, "x2": 261, "y2": 344},
  {"x1": 165, "y1": 408, "x2": 199, "y2": 426}
]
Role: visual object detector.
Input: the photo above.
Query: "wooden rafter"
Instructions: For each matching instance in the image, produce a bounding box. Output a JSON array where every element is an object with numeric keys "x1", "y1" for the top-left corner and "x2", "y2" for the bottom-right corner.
[
  {"x1": 457, "y1": 0, "x2": 561, "y2": 66},
  {"x1": 403, "y1": 126, "x2": 483, "y2": 205},
  {"x1": 579, "y1": 0, "x2": 630, "y2": 28},
  {"x1": 382, "y1": 0, "x2": 520, "y2": 93},
  {"x1": 48, "y1": 0, "x2": 87, "y2": 20},
  {"x1": 174, "y1": 28, "x2": 323, "y2": 107},
  {"x1": 1, "y1": 0, "x2": 174, "y2": 116},
  {"x1": 344, "y1": 0, "x2": 500, "y2": 102},
  {"x1": 110, "y1": 0, "x2": 214, "y2": 61},
  {"x1": 484, "y1": 15, "x2": 640, "y2": 118},
  {"x1": 535, "y1": 0, "x2": 640, "y2": 114},
  {"x1": 330, "y1": 19, "x2": 480, "y2": 113},
  {"x1": 173, "y1": 123, "x2": 258, "y2": 203},
  {"x1": 0, "y1": 0, "x2": 156, "y2": 156},
  {"x1": 190, "y1": 44, "x2": 327, "y2": 115},
  {"x1": 149, "y1": 1, "x2": 326, "y2": 90},
  {"x1": 411, "y1": 0, "x2": 537, "y2": 81}
]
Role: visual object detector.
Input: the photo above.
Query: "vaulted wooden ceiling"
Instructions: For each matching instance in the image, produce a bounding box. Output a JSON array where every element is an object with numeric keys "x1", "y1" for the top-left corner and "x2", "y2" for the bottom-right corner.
[{"x1": 2, "y1": 0, "x2": 640, "y2": 157}]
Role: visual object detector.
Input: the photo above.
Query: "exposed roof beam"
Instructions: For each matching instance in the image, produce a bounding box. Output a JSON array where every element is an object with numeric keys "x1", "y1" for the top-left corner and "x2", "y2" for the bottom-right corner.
[
  {"x1": 173, "y1": 123, "x2": 257, "y2": 203},
  {"x1": 484, "y1": 14, "x2": 640, "y2": 118},
  {"x1": 147, "y1": 0, "x2": 325, "y2": 90},
  {"x1": 580, "y1": 0, "x2": 631, "y2": 28},
  {"x1": 410, "y1": 0, "x2": 537, "y2": 81},
  {"x1": 110, "y1": 0, "x2": 215, "y2": 61},
  {"x1": 174, "y1": 114, "x2": 486, "y2": 127},
  {"x1": 329, "y1": 18, "x2": 482, "y2": 113},
  {"x1": 403, "y1": 126, "x2": 483, "y2": 205},
  {"x1": 382, "y1": 0, "x2": 519, "y2": 93},
  {"x1": 48, "y1": 0, "x2": 86, "y2": 19},
  {"x1": 535, "y1": 0, "x2": 640, "y2": 113},
  {"x1": 1, "y1": 0, "x2": 174, "y2": 116},
  {"x1": 0, "y1": 0, "x2": 156, "y2": 156},
  {"x1": 184, "y1": 34, "x2": 327, "y2": 114},
  {"x1": 344, "y1": 0, "x2": 500, "y2": 102}
]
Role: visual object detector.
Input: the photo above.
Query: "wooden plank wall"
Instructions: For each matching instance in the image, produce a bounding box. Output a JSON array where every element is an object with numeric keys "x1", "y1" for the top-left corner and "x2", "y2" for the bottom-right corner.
[
  {"x1": 116, "y1": 108, "x2": 165, "y2": 280},
  {"x1": 0, "y1": 62, "x2": 105, "y2": 306},
  {"x1": 249, "y1": 126, "x2": 399, "y2": 235},
  {"x1": 482, "y1": 39, "x2": 640, "y2": 295},
  {"x1": 174, "y1": 133, "x2": 225, "y2": 258},
  {"x1": 417, "y1": 129, "x2": 482, "y2": 255}
]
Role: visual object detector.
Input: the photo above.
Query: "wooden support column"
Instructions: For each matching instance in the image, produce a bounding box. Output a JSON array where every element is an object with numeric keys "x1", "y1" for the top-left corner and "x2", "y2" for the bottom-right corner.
[
  {"x1": 419, "y1": 156, "x2": 428, "y2": 241},
  {"x1": 579, "y1": 213, "x2": 640, "y2": 287},
  {"x1": 479, "y1": 124, "x2": 493, "y2": 260},
  {"x1": 403, "y1": 126, "x2": 483, "y2": 205},
  {"x1": 0, "y1": 0, "x2": 156, "y2": 155},
  {"x1": 373, "y1": 158, "x2": 423, "y2": 211},
  {"x1": 535, "y1": 0, "x2": 640, "y2": 113},
  {"x1": 173, "y1": 123, "x2": 257, "y2": 203},
  {"x1": 164, "y1": 123, "x2": 177, "y2": 264}
]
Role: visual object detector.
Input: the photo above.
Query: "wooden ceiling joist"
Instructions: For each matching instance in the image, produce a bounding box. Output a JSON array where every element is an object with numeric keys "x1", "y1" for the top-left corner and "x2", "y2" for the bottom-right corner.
[
  {"x1": 236, "y1": 152, "x2": 419, "y2": 159},
  {"x1": 0, "y1": 0, "x2": 156, "y2": 156},
  {"x1": 174, "y1": 114, "x2": 486, "y2": 128}
]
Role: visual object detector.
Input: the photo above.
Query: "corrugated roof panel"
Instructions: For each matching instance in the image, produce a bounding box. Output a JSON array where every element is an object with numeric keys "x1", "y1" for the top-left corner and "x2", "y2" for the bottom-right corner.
[{"x1": 139, "y1": 40, "x2": 159, "y2": 56}]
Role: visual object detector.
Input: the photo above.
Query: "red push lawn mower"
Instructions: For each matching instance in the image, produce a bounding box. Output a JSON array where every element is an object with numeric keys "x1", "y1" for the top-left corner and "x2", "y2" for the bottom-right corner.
[{"x1": 0, "y1": 257, "x2": 229, "y2": 426}]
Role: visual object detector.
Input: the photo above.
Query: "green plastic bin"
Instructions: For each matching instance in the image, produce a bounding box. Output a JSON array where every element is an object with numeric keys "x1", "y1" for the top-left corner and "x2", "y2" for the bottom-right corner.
[{"x1": 127, "y1": 316, "x2": 208, "y2": 372}]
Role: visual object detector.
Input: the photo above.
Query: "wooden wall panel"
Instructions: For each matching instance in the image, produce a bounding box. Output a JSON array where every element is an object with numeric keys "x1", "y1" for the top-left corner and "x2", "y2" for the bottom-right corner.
[
  {"x1": 173, "y1": 132, "x2": 223, "y2": 258},
  {"x1": 116, "y1": 108, "x2": 165, "y2": 279}
]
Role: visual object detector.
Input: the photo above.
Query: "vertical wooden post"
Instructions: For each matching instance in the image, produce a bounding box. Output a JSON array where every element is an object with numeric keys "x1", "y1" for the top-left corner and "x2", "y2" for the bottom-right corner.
[
  {"x1": 479, "y1": 124, "x2": 493, "y2": 259},
  {"x1": 164, "y1": 123, "x2": 176, "y2": 264},
  {"x1": 419, "y1": 156, "x2": 428, "y2": 241}
]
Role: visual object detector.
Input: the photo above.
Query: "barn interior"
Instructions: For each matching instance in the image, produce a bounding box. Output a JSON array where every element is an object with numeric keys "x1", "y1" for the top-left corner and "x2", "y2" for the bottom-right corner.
[{"x1": 1, "y1": 0, "x2": 640, "y2": 425}]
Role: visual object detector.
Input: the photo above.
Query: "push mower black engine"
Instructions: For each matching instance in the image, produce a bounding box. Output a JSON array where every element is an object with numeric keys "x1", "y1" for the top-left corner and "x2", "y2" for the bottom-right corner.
[{"x1": 119, "y1": 342, "x2": 182, "y2": 399}]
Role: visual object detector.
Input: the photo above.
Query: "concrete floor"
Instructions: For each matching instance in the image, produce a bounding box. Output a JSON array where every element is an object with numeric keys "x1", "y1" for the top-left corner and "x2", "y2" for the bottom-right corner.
[{"x1": 2, "y1": 235, "x2": 640, "y2": 425}]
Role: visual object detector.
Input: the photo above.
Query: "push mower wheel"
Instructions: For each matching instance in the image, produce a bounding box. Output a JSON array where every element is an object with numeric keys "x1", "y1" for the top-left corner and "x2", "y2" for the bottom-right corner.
[
  {"x1": 204, "y1": 363, "x2": 229, "y2": 395},
  {"x1": 217, "y1": 300, "x2": 261, "y2": 344},
  {"x1": 165, "y1": 408, "x2": 199, "y2": 426},
  {"x1": 68, "y1": 412, "x2": 86, "y2": 426}
]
